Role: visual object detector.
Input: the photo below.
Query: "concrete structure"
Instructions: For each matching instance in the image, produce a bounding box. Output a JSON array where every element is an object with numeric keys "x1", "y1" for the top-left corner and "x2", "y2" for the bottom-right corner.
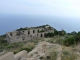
[
  {"x1": 0, "y1": 52, "x2": 14, "y2": 60},
  {"x1": 0, "y1": 42, "x2": 62, "y2": 60},
  {"x1": 0, "y1": 50, "x2": 27, "y2": 60},
  {"x1": 6, "y1": 25, "x2": 54, "y2": 43}
]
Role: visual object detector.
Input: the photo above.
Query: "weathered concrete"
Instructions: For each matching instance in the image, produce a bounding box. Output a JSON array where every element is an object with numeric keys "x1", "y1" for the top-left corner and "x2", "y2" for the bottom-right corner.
[
  {"x1": 14, "y1": 50, "x2": 27, "y2": 60},
  {"x1": 0, "y1": 52, "x2": 14, "y2": 60},
  {"x1": 0, "y1": 50, "x2": 27, "y2": 60},
  {"x1": 6, "y1": 25, "x2": 54, "y2": 43},
  {"x1": 27, "y1": 42, "x2": 62, "y2": 60},
  {"x1": 0, "y1": 42, "x2": 62, "y2": 60}
]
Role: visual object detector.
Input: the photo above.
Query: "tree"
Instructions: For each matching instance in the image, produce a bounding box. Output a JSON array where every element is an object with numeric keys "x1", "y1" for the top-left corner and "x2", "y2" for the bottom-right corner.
[
  {"x1": 54, "y1": 29, "x2": 58, "y2": 35},
  {"x1": 62, "y1": 30, "x2": 66, "y2": 36}
]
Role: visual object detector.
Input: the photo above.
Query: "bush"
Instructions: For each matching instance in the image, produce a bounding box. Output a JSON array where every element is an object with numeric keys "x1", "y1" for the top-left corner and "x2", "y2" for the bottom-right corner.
[
  {"x1": 63, "y1": 51, "x2": 70, "y2": 55},
  {"x1": 64, "y1": 31, "x2": 80, "y2": 46},
  {"x1": 20, "y1": 47, "x2": 33, "y2": 53},
  {"x1": 14, "y1": 51, "x2": 18, "y2": 54},
  {"x1": 39, "y1": 56, "x2": 44, "y2": 59},
  {"x1": 62, "y1": 51, "x2": 77, "y2": 60},
  {"x1": 63, "y1": 31, "x2": 80, "y2": 46},
  {"x1": 20, "y1": 43, "x2": 35, "y2": 53},
  {"x1": 45, "y1": 33, "x2": 54, "y2": 37},
  {"x1": 7, "y1": 44, "x2": 14, "y2": 49},
  {"x1": 63, "y1": 36, "x2": 76, "y2": 46},
  {"x1": 0, "y1": 49, "x2": 3, "y2": 52},
  {"x1": 47, "y1": 39, "x2": 54, "y2": 43},
  {"x1": 46, "y1": 56, "x2": 51, "y2": 59}
]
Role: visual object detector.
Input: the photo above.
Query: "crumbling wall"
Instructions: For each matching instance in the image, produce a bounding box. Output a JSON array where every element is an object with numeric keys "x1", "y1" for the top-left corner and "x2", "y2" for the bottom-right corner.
[
  {"x1": 6, "y1": 32, "x2": 12, "y2": 43},
  {"x1": 14, "y1": 50, "x2": 27, "y2": 60},
  {"x1": 6, "y1": 26, "x2": 54, "y2": 43},
  {"x1": 0, "y1": 50, "x2": 27, "y2": 60},
  {"x1": 0, "y1": 52, "x2": 14, "y2": 60}
]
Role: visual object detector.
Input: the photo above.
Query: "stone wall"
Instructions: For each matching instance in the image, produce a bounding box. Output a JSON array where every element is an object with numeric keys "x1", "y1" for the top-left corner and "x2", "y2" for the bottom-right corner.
[
  {"x1": 0, "y1": 50, "x2": 27, "y2": 60},
  {"x1": 6, "y1": 26, "x2": 54, "y2": 43},
  {"x1": 6, "y1": 32, "x2": 12, "y2": 43}
]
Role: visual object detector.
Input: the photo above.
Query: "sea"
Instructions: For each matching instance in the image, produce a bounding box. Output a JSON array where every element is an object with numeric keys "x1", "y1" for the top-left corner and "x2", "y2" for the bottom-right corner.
[{"x1": 0, "y1": 14, "x2": 80, "y2": 35}]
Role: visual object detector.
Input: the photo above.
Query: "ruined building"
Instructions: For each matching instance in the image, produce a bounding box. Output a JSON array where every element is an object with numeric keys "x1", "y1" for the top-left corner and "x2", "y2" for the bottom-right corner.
[{"x1": 6, "y1": 25, "x2": 54, "y2": 43}]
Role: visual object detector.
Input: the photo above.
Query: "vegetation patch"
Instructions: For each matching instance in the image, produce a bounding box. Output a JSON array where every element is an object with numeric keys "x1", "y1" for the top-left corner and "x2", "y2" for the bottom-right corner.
[{"x1": 61, "y1": 50, "x2": 77, "y2": 60}]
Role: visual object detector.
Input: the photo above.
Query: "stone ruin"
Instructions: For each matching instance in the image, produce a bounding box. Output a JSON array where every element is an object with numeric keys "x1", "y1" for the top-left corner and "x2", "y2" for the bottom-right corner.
[
  {"x1": 6, "y1": 25, "x2": 54, "y2": 43},
  {"x1": 0, "y1": 50, "x2": 27, "y2": 60}
]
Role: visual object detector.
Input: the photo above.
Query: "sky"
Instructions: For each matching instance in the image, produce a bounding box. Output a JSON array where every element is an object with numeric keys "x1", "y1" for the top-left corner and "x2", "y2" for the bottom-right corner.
[
  {"x1": 0, "y1": 0, "x2": 80, "y2": 17},
  {"x1": 0, "y1": 0, "x2": 80, "y2": 35}
]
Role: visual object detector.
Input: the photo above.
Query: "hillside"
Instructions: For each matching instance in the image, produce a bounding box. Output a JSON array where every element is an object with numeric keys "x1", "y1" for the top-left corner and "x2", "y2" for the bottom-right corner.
[
  {"x1": 0, "y1": 38, "x2": 80, "y2": 60},
  {"x1": 0, "y1": 26, "x2": 80, "y2": 60}
]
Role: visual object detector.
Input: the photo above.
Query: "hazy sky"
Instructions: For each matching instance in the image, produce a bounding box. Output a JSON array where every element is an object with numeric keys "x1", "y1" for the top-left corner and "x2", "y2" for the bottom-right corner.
[
  {"x1": 0, "y1": 0, "x2": 80, "y2": 17},
  {"x1": 0, "y1": 0, "x2": 80, "y2": 35}
]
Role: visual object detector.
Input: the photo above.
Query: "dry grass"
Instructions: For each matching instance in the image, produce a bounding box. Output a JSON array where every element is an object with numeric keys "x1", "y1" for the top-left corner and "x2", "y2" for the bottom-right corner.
[{"x1": 61, "y1": 46, "x2": 78, "y2": 60}]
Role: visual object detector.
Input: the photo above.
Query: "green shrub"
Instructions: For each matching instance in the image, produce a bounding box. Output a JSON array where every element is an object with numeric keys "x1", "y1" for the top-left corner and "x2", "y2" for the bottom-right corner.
[
  {"x1": 7, "y1": 44, "x2": 14, "y2": 49},
  {"x1": 63, "y1": 36, "x2": 76, "y2": 46},
  {"x1": 14, "y1": 51, "x2": 18, "y2": 54},
  {"x1": 39, "y1": 56, "x2": 44, "y2": 59},
  {"x1": 20, "y1": 47, "x2": 33, "y2": 53},
  {"x1": 63, "y1": 51, "x2": 70, "y2": 55},
  {"x1": 0, "y1": 49, "x2": 3, "y2": 52},
  {"x1": 45, "y1": 33, "x2": 54, "y2": 37},
  {"x1": 47, "y1": 40, "x2": 54, "y2": 43},
  {"x1": 20, "y1": 43, "x2": 35, "y2": 53},
  {"x1": 46, "y1": 56, "x2": 51, "y2": 59}
]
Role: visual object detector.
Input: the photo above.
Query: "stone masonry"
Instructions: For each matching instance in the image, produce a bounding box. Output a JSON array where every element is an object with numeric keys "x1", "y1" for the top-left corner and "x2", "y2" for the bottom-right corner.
[{"x1": 6, "y1": 25, "x2": 54, "y2": 43}]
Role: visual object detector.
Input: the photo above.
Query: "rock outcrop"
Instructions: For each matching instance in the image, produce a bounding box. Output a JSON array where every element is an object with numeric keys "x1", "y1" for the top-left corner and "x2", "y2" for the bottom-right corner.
[
  {"x1": 0, "y1": 42, "x2": 62, "y2": 60},
  {"x1": 27, "y1": 42, "x2": 62, "y2": 60}
]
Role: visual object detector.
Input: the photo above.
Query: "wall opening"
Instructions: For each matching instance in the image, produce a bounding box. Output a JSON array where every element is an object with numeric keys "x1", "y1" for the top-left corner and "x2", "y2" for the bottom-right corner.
[
  {"x1": 37, "y1": 34, "x2": 38, "y2": 36},
  {"x1": 10, "y1": 32, "x2": 12, "y2": 36},
  {"x1": 22, "y1": 38, "x2": 24, "y2": 40},
  {"x1": 41, "y1": 34, "x2": 42, "y2": 37},
  {"x1": 38, "y1": 30, "x2": 39, "y2": 33},
  {"x1": 28, "y1": 30, "x2": 30, "y2": 35},
  {"x1": 22, "y1": 31, "x2": 24, "y2": 33},
  {"x1": 30, "y1": 35, "x2": 32, "y2": 37},
  {"x1": 22, "y1": 36, "x2": 25, "y2": 40},
  {"x1": 33, "y1": 30, "x2": 35, "y2": 33},
  {"x1": 44, "y1": 33, "x2": 46, "y2": 37}
]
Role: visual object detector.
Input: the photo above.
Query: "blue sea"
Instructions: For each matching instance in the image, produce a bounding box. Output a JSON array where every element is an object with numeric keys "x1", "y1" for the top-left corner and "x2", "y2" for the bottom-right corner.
[{"x1": 0, "y1": 14, "x2": 80, "y2": 35}]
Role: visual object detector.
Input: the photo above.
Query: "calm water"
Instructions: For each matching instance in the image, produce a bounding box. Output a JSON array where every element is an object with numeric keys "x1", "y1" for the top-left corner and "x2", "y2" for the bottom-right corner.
[{"x1": 0, "y1": 14, "x2": 80, "y2": 35}]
